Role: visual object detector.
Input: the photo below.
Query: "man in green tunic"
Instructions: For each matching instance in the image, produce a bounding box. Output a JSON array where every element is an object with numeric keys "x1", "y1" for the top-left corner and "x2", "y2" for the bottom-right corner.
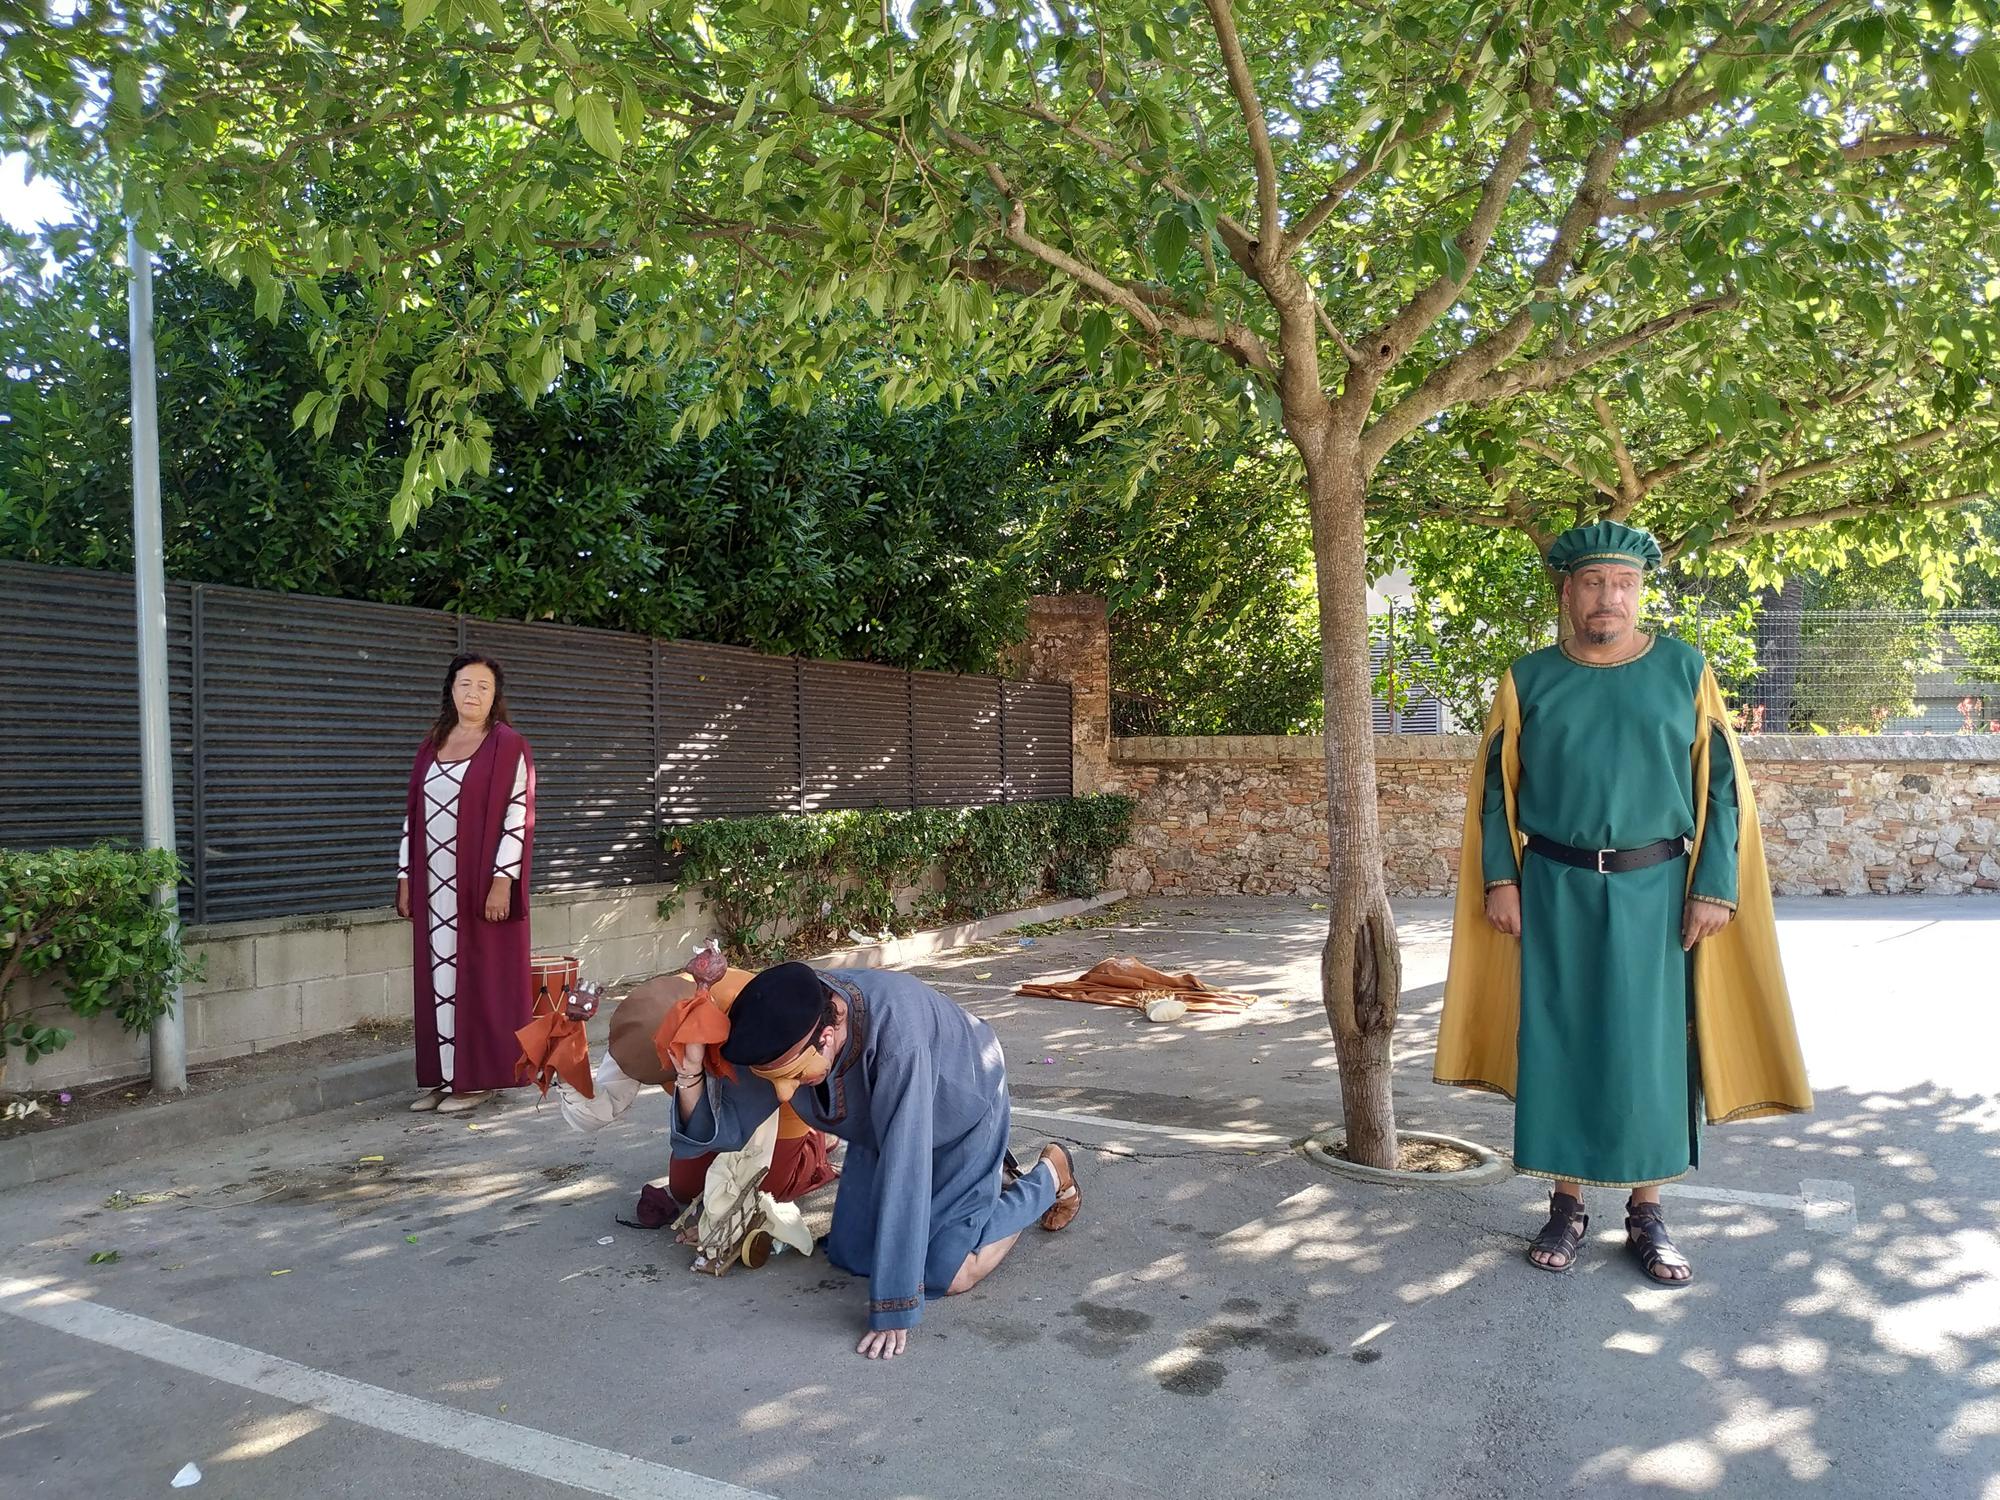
[{"x1": 1438, "y1": 521, "x2": 1810, "y2": 1286}]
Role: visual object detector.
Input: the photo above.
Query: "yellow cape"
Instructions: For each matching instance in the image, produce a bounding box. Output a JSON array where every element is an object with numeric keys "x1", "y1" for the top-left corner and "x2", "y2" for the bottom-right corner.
[{"x1": 1435, "y1": 664, "x2": 1812, "y2": 1125}]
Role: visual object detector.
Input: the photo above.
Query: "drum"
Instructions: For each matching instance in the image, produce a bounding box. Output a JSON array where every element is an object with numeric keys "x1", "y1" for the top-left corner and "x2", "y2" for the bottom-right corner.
[{"x1": 529, "y1": 953, "x2": 581, "y2": 1016}]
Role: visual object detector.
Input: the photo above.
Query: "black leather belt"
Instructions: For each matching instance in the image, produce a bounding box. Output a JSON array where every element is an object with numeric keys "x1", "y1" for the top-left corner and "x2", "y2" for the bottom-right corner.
[{"x1": 1525, "y1": 834, "x2": 1687, "y2": 874}]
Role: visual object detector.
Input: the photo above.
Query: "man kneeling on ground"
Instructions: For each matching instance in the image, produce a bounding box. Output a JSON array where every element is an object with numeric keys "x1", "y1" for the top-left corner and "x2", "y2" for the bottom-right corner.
[
  {"x1": 672, "y1": 962, "x2": 1081, "y2": 1360},
  {"x1": 557, "y1": 968, "x2": 834, "y2": 1228}
]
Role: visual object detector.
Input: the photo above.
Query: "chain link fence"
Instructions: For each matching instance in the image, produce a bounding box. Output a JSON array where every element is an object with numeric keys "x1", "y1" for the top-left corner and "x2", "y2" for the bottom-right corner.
[
  {"x1": 1698, "y1": 608, "x2": 2000, "y2": 736},
  {"x1": 1111, "y1": 605, "x2": 2000, "y2": 738}
]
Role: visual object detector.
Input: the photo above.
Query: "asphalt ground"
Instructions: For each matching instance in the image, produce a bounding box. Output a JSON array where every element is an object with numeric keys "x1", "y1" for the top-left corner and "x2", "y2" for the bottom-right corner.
[{"x1": 2, "y1": 895, "x2": 1994, "y2": 1500}]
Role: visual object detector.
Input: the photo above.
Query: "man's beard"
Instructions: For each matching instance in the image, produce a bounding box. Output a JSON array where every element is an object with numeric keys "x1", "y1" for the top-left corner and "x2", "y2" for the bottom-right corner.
[{"x1": 1584, "y1": 619, "x2": 1624, "y2": 644}]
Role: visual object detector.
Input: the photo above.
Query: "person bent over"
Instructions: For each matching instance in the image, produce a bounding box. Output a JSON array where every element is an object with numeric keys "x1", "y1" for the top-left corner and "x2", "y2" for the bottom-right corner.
[{"x1": 673, "y1": 963, "x2": 1081, "y2": 1359}]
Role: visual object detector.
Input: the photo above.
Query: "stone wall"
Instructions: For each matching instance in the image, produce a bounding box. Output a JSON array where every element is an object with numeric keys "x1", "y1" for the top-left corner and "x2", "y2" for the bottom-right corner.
[
  {"x1": 1104, "y1": 734, "x2": 2000, "y2": 900},
  {"x1": 9, "y1": 883, "x2": 717, "y2": 1093},
  {"x1": 1006, "y1": 595, "x2": 1112, "y2": 793}
]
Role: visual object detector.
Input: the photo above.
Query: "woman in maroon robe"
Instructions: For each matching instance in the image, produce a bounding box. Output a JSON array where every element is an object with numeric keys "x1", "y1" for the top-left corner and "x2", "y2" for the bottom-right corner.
[{"x1": 395, "y1": 654, "x2": 536, "y2": 1114}]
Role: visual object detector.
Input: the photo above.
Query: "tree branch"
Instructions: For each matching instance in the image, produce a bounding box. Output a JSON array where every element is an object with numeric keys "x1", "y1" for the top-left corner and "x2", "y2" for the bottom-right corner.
[
  {"x1": 1358, "y1": 123, "x2": 1616, "y2": 466},
  {"x1": 1842, "y1": 131, "x2": 1957, "y2": 161},
  {"x1": 969, "y1": 203, "x2": 1275, "y2": 373},
  {"x1": 1203, "y1": 0, "x2": 1281, "y2": 266},
  {"x1": 1592, "y1": 391, "x2": 1644, "y2": 518},
  {"x1": 1316, "y1": 300, "x2": 1362, "y2": 367},
  {"x1": 1517, "y1": 436, "x2": 1611, "y2": 496},
  {"x1": 1667, "y1": 488, "x2": 1988, "y2": 560},
  {"x1": 1361, "y1": 95, "x2": 1545, "y2": 368},
  {"x1": 1609, "y1": 133, "x2": 1959, "y2": 217},
  {"x1": 1609, "y1": 182, "x2": 1736, "y2": 217},
  {"x1": 1641, "y1": 432, "x2": 1731, "y2": 493},
  {"x1": 1284, "y1": 98, "x2": 1454, "y2": 256},
  {"x1": 1005, "y1": 101, "x2": 1258, "y2": 266},
  {"x1": 1753, "y1": 420, "x2": 1974, "y2": 495},
  {"x1": 1459, "y1": 294, "x2": 1741, "y2": 404},
  {"x1": 867, "y1": 121, "x2": 1277, "y2": 373}
]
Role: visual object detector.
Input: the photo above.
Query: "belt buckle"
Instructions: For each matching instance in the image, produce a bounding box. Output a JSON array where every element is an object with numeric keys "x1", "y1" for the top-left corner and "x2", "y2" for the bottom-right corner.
[{"x1": 1596, "y1": 847, "x2": 1612, "y2": 874}]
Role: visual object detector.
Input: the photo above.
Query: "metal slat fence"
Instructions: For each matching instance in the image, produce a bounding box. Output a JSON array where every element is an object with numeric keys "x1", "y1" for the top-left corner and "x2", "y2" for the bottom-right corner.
[{"x1": 0, "y1": 561, "x2": 1072, "y2": 923}]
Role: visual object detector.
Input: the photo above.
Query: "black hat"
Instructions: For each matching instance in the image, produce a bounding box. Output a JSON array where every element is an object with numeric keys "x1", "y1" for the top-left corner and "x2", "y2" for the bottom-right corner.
[{"x1": 720, "y1": 962, "x2": 829, "y2": 1067}]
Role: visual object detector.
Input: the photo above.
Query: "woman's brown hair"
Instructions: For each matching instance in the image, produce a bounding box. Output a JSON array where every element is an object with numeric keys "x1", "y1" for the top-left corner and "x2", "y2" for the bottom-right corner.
[{"x1": 426, "y1": 652, "x2": 512, "y2": 753}]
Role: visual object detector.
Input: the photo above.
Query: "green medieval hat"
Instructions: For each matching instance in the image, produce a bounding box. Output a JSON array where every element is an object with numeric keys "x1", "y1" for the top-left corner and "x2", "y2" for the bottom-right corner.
[{"x1": 1547, "y1": 520, "x2": 1662, "y2": 574}]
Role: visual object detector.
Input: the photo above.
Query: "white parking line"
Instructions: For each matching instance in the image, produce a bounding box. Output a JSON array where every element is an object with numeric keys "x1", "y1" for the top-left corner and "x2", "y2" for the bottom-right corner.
[
  {"x1": 1662, "y1": 1178, "x2": 1858, "y2": 1233},
  {"x1": 1011, "y1": 1105, "x2": 1293, "y2": 1148},
  {"x1": 0, "y1": 1280, "x2": 773, "y2": 1500},
  {"x1": 1658, "y1": 1183, "x2": 1800, "y2": 1211}
]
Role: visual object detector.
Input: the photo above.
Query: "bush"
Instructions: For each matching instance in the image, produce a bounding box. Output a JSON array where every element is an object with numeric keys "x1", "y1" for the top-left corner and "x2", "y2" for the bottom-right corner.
[
  {"x1": 0, "y1": 846, "x2": 200, "y2": 1088},
  {"x1": 661, "y1": 797, "x2": 1135, "y2": 963},
  {"x1": 0, "y1": 258, "x2": 1041, "y2": 676}
]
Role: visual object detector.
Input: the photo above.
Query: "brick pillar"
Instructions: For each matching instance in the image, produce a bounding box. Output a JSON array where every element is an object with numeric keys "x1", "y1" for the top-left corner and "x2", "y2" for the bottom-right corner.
[{"x1": 1015, "y1": 595, "x2": 1112, "y2": 794}]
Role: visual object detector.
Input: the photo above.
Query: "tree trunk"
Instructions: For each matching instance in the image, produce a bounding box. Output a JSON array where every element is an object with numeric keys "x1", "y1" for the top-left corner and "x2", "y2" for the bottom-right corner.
[
  {"x1": 1298, "y1": 428, "x2": 1403, "y2": 1169},
  {"x1": 1549, "y1": 570, "x2": 1574, "y2": 645}
]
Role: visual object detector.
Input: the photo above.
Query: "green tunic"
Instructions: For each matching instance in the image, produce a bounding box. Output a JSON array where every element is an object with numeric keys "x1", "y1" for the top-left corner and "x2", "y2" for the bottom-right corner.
[{"x1": 1481, "y1": 634, "x2": 1740, "y2": 1188}]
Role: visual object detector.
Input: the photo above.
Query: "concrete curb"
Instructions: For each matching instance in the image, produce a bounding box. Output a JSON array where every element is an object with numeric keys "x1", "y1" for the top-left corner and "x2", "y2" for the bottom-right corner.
[
  {"x1": 1299, "y1": 1127, "x2": 1513, "y2": 1187},
  {"x1": 807, "y1": 889, "x2": 1129, "y2": 970},
  {"x1": 0, "y1": 1051, "x2": 416, "y2": 1191}
]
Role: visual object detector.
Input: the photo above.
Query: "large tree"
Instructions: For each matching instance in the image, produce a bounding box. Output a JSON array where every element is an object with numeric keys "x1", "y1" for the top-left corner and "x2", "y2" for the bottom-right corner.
[{"x1": 7, "y1": 0, "x2": 1991, "y2": 1164}]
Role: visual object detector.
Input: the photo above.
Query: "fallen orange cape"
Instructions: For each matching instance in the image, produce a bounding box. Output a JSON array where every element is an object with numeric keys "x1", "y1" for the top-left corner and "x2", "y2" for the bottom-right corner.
[{"x1": 1016, "y1": 956, "x2": 1257, "y2": 1014}]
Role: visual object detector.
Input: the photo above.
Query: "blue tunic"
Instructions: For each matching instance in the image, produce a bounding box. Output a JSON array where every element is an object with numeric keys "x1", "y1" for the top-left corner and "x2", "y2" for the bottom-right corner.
[{"x1": 671, "y1": 968, "x2": 1056, "y2": 1331}]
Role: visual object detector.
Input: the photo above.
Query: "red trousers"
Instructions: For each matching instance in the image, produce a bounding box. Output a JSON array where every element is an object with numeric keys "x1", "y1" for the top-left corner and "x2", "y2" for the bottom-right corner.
[{"x1": 667, "y1": 1129, "x2": 836, "y2": 1204}]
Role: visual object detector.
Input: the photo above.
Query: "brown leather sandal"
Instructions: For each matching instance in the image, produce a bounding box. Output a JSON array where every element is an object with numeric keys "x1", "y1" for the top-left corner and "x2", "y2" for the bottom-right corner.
[
  {"x1": 1625, "y1": 1200, "x2": 1693, "y2": 1287},
  {"x1": 1527, "y1": 1191, "x2": 1589, "y2": 1273},
  {"x1": 1037, "y1": 1142, "x2": 1081, "y2": 1232}
]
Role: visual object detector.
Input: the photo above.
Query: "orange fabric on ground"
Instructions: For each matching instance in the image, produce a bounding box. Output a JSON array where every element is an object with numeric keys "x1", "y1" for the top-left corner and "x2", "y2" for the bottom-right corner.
[{"x1": 1016, "y1": 956, "x2": 1257, "y2": 1014}]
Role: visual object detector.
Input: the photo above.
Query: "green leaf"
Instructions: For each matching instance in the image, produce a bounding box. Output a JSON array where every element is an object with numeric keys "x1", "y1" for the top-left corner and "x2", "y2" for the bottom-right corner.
[
  {"x1": 1080, "y1": 309, "x2": 1113, "y2": 362},
  {"x1": 1151, "y1": 211, "x2": 1190, "y2": 272},
  {"x1": 1848, "y1": 13, "x2": 1886, "y2": 65},
  {"x1": 1439, "y1": 232, "x2": 1467, "y2": 284},
  {"x1": 401, "y1": 0, "x2": 439, "y2": 31},
  {"x1": 576, "y1": 93, "x2": 623, "y2": 162},
  {"x1": 1968, "y1": 44, "x2": 2000, "y2": 117}
]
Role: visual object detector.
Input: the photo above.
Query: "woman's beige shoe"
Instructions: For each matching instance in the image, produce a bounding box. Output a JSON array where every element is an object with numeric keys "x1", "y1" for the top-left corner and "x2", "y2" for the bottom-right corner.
[
  {"x1": 409, "y1": 1088, "x2": 446, "y2": 1112},
  {"x1": 436, "y1": 1091, "x2": 494, "y2": 1114}
]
